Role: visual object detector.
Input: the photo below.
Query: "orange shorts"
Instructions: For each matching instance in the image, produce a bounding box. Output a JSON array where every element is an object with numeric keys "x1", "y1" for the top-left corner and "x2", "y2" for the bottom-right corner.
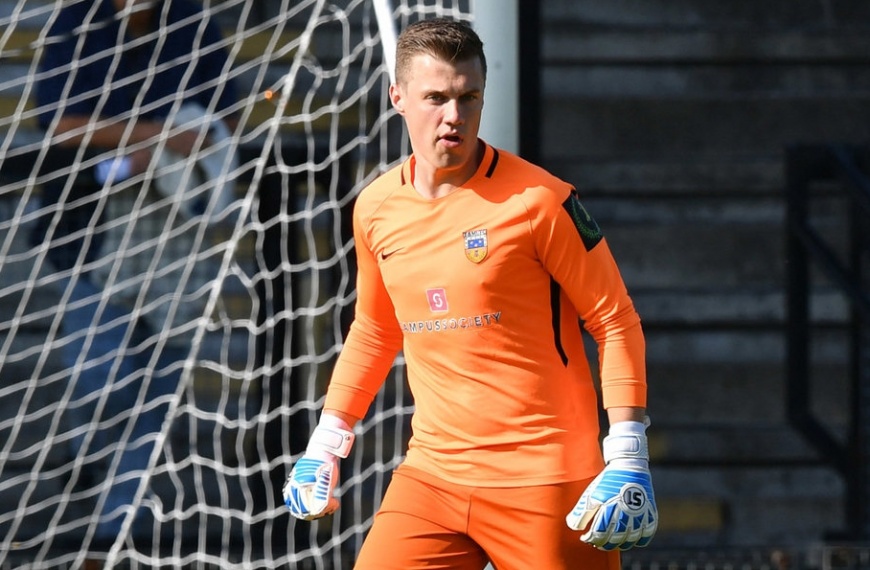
[{"x1": 354, "y1": 464, "x2": 620, "y2": 570}]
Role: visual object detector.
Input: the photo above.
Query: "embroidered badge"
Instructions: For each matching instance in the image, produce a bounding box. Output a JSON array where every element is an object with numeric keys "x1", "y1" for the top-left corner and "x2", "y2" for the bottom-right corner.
[
  {"x1": 562, "y1": 189, "x2": 603, "y2": 251},
  {"x1": 463, "y1": 229, "x2": 488, "y2": 263}
]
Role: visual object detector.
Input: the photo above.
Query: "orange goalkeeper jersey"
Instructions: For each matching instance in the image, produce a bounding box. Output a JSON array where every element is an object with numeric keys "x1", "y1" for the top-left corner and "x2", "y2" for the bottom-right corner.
[{"x1": 324, "y1": 142, "x2": 646, "y2": 486}]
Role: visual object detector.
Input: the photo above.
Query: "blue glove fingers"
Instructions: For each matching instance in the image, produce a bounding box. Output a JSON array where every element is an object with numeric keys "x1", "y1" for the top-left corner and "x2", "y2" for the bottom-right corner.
[
  {"x1": 591, "y1": 505, "x2": 641, "y2": 551},
  {"x1": 284, "y1": 458, "x2": 333, "y2": 519},
  {"x1": 286, "y1": 486, "x2": 308, "y2": 518},
  {"x1": 285, "y1": 460, "x2": 318, "y2": 517},
  {"x1": 292, "y1": 458, "x2": 321, "y2": 484},
  {"x1": 312, "y1": 467, "x2": 335, "y2": 504},
  {"x1": 633, "y1": 510, "x2": 658, "y2": 548},
  {"x1": 591, "y1": 504, "x2": 619, "y2": 550},
  {"x1": 580, "y1": 469, "x2": 657, "y2": 551}
]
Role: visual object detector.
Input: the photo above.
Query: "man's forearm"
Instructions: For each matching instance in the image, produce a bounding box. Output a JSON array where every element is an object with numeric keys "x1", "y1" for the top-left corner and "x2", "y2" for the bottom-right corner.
[
  {"x1": 606, "y1": 406, "x2": 646, "y2": 425},
  {"x1": 52, "y1": 116, "x2": 163, "y2": 149}
]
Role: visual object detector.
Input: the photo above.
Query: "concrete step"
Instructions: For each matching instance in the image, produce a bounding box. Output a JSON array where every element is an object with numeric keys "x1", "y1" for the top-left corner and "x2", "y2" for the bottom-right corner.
[
  {"x1": 655, "y1": 497, "x2": 726, "y2": 540},
  {"x1": 550, "y1": 155, "x2": 784, "y2": 197},
  {"x1": 542, "y1": 0, "x2": 870, "y2": 29},
  {"x1": 645, "y1": 330, "x2": 850, "y2": 417},
  {"x1": 544, "y1": 27, "x2": 870, "y2": 67},
  {"x1": 649, "y1": 420, "x2": 848, "y2": 465},
  {"x1": 654, "y1": 464, "x2": 846, "y2": 547},
  {"x1": 543, "y1": 61, "x2": 870, "y2": 102},
  {"x1": 543, "y1": 97, "x2": 870, "y2": 159}
]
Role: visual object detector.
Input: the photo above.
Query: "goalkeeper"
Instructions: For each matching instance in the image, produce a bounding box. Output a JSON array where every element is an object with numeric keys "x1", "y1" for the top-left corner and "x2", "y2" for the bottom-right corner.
[{"x1": 283, "y1": 17, "x2": 657, "y2": 569}]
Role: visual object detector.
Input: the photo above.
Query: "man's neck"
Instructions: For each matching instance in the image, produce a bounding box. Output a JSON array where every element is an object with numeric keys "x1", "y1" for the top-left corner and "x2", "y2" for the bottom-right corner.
[{"x1": 411, "y1": 141, "x2": 485, "y2": 200}]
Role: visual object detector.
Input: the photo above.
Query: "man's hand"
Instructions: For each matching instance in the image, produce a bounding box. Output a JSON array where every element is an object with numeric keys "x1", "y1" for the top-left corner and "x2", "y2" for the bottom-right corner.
[
  {"x1": 283, "y1": 414, "x2": 355, "y2": 521},
  {"x1": 283, "y1": 456, "x2": 341, "y2": 520},
  {"x1": 566, "y1": 419, "x2": 658, "y2": 551}
]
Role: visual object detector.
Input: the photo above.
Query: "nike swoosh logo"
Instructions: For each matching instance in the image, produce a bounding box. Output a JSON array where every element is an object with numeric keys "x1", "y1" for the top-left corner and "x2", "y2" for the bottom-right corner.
[{"x1": 380, "y1": 248, "x2": 403, "y2": 260}]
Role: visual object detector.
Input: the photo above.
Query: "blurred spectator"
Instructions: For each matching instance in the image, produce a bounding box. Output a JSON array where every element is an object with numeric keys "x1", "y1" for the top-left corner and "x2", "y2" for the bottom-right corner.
[{"x1": 34, "y1": 0, "x2": 237, "y2": 545}]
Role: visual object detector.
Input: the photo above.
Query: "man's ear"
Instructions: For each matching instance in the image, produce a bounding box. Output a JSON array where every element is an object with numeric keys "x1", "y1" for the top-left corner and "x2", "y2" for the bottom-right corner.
[{"x1": 389, "y1": 83, "x2": 405, "y2": 115}]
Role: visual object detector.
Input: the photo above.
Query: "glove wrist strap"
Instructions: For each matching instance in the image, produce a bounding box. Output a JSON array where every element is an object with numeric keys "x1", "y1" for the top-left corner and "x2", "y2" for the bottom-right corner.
[
  {"x1": 603, "y1": 419, "x2": 649, "y2": 464},
  {"x1": 307, "y1": 414, "x2": 355, "y2": 459}
]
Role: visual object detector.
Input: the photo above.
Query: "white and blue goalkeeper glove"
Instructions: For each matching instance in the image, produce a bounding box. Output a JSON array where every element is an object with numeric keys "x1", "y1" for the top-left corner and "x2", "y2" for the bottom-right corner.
[
  {"x1": 283, "y1": 414, "x2": 355, "y2": 520},
  {"x1": 566, "y1": 419, "x2": 658, "y2": 551}
]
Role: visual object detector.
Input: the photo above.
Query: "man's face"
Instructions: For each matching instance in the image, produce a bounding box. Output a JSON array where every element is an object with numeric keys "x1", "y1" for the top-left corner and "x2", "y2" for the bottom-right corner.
[{"x1": 389, "y1": 53, "x2": 485, "y2": 178}]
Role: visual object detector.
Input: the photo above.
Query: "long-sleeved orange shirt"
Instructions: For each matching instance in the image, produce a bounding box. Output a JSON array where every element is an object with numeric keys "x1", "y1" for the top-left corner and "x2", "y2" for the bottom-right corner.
[{"x1": 324, "y1": 142, "x2": 646, "y2": 486}]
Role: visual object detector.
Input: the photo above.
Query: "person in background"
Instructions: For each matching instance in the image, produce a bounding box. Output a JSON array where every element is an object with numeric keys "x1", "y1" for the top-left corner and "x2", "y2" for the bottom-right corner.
[
  {"x1": 34, "y1": 0, "x2": 237, "y2": 545},
  {"x1": 282, "y1": 17, "x2": 657, "y2": 570}
]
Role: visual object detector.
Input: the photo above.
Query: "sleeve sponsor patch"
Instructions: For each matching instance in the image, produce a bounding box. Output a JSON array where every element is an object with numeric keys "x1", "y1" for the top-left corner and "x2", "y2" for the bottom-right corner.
[{"x1": 562, "y1": 189, "x2": 603, "y2": 251}]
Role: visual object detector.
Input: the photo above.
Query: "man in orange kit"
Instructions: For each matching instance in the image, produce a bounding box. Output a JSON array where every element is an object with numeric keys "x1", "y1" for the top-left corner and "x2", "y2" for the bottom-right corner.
[{"x1": 283, "y1": 17, "x2": 657, "y2": 569}]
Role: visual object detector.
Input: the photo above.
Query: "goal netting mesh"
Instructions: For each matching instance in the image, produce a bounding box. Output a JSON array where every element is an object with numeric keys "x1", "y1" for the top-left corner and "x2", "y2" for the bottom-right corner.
[{"x1": 0, "y1": 0, "x2": 471, "y2": 567}]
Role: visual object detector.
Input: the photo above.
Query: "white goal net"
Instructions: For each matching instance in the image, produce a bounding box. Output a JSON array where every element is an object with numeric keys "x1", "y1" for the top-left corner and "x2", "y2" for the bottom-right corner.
[{"x1": 0, "y1": 0, "x2": 471, "y2": 568}]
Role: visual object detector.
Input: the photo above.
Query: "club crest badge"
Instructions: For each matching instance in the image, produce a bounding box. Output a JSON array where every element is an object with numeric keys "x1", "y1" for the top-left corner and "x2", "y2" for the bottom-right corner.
[{"x1": 463, "y1": 229, "x2": 488, "y2": 263}]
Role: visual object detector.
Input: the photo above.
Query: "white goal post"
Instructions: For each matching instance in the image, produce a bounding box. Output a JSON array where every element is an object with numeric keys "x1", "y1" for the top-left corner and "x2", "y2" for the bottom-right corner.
[{"x1": 0, "y1": 0, "x2": 525, "y2": 567}]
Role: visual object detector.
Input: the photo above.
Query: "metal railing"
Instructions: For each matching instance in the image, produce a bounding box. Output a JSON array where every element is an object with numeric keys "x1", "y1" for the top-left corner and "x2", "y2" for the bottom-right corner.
[{"x1": 785, "y1": 144, "x2": 870, "y2": 541}]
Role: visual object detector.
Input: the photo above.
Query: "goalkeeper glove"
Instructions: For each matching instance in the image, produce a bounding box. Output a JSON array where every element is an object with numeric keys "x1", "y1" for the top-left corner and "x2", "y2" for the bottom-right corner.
[
  {"x1": 283, "y1": 414, "x2": 355, "y2": 521},
  {"x1": 566, "y1": 419, "x2": 658, "y2": 551}
]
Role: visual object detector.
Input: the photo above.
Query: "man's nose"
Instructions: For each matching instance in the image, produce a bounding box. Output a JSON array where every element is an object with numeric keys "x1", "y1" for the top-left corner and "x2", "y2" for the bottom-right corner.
[{"x1": 444, "y1": 99, "x2": 463, "y2": 124}]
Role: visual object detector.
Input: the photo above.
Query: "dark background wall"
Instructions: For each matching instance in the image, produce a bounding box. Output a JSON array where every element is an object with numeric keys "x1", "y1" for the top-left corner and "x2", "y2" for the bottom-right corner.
[{"x1": 533, "y1": 0, "x2": 870, "y2": 548}]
